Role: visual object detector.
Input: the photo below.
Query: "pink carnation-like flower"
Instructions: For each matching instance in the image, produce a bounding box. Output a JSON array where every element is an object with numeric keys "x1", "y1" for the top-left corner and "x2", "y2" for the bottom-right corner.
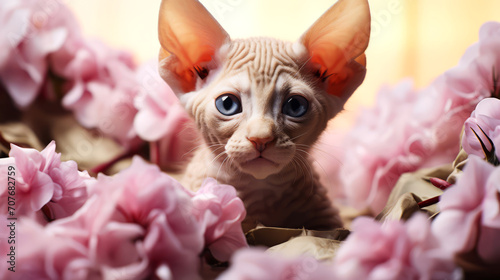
[
  {"x1": 462, "y1": 98, "x2": 500, "y2": 160},
  {"x1": 219, "y1": 248, "x2": 335, "y2": 280},
  {"x1": 59, "y1": 39, "x2": 139, "y2": 146},
  {"x1": 134, "y1": 61, "x2": 199, "y2": 169},
  {"x1": 46, "y1": 156, "x2": 204, "y2": 280},
  {"x1": 0, "y1": 141, "x2": 90, "y2": 223},
  {"x1": 334, "y1": 214, "x2": 457, "y2": 280},
  {"x1": 191, "y1": 178, "x2": 247, "y2": 262},
  {"x1": 338, "y1": 80, "x2": 422, "y2": 212},
  {"x1": 338, "y1": 78, "x2": 472, "y2": 213},
  {"x1": 0, "y1": 0, "x2": 140, "y2": 147},
  {"x1": 433, "y1": 156, "x2": 500, "y2": 264},
  {"x1": 1, "y1": 154, "x2": 248, "y2": 279},
  {"x1": 330, "y1": 22, "x2": 500, "y2": 213},
  {"x1": 0, "y1": 0, "x2": 80, "y2": 108},
  {"x1": 443, "y1": 22, "x2": 500, "y2": 102},
  {"x1": 0, "y1": 217, "x2": 93, "y2": 280}
]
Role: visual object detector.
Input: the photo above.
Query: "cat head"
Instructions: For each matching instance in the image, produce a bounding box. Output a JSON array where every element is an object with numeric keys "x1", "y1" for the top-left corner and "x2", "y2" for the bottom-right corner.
[{"x1": 158, "y1": 0, "x2": 370, "y2": 180}]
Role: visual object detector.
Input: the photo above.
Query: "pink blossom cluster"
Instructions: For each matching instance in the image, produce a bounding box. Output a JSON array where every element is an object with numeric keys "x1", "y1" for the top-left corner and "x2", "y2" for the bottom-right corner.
[
  {"x1": 0, "y1": 141, "x2": 91, "y2": 224},
  {"x1": 133, "y1": 61, "x2": 199, "y2": 169},
  {"x1": 320, "y1": 22, "x2": 500, "y2": 213},
  {"x1": 0, "y1": 0, "x2": 197, "y2": 158},
  {"x1": 334, "y1": 214, "x2": 458, "y2": 280},
  {"x1": 330, "y1": 151, "x2": 500, "y2": 278},
  {"x1": 462, "y1": 98, "x2": 500, "y2": 161},
  {"x1": 433, "y1": 155, "x2": 500, "y2": 265},
  {"x1": 0, "y1": 0, "x2": 138, "y2": 145},
  {"x1": 57, "y1": 39, "x2": 139, "y2": 146},
  {"x1": 191, "y1": 178, "x2": 248, "y2": 262},
  {"x1": 0, "y1": 0, "x2": 81, "y2": 108},
  {"x1": 435, "y1": 97, "x2": 500, "y2": 267},
  {"x1": 219, "y1": 248, "x2": 336, "y2": 280},
  {"x1": 0, "y1": 143, "x2": 247, "y2": 279},
  {"x1": 220, "y1": 215, "x2": 459, "y2": 280}
]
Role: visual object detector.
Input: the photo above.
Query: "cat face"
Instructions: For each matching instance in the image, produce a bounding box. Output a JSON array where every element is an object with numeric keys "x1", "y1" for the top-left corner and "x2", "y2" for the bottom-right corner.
[
  {"x1": 183, "y1": 39, "x2": 341, "y2": 179},
  {"x1": 158, "y1": 0, "x2": 370, "y2": 179}
]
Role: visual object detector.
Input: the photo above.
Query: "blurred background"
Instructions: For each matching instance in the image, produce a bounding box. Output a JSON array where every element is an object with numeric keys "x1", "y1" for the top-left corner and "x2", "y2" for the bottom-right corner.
[{"x1": 66, "y1": 0, "x2": 500, "y2": 129}]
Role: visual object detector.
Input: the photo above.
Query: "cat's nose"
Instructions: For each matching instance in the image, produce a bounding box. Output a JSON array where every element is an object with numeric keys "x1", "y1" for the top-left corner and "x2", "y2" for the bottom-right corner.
[{"x1": 247, "y1": 136, "x2": 274, "y2": 152}]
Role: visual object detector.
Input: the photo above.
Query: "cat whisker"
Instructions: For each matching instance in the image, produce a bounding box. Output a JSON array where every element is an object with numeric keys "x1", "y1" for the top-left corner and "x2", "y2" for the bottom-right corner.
[
  {"x1": 206, "y1": 144, "x2": 226, "y2": 152},
  {"x1": 209, "y1": 149, "x2": 227, "y2": 166},
  {"x1": 303, "y1": 150, "x2": 331, "y2": 187},
  {"x1": 215, "y1": 156, "x2": 231, "y2": 182},
  {"x1": 181, "y1": 142, "x2": 223, "y2": 158},
  {"x1": 294, "y1": 143, "x2": 312, "y2": 150},
  {"x1": 226, "y1": 156, "x2": 241, "y2": 185},
  {"x1": 307, "y1": 143, "x2": 344, "y2": 167},
  {"x1": 313, "y1": 137, "x2": 346, "y2": 154},
  {"x1": 181, "y1": 144, "x2": 206, "y2": 160},
  {"x1": 203, "y1": 148, "x2": 228, "y2": 180},
  {"x1": 289, "y1": 132, "x2": 308, "y2": 142},
  {"x1": 288, "y1": 158, "x2": 300, "y2": 185},
  {"x1": 290, "y1": 158, "x2": 306, "y2": 187},
  {"x1": 292, "y1": 153, "x2": 309, "y2": 180},
  {"x1": 295, "y1": 149, "x2": 317, "y2": 195}
]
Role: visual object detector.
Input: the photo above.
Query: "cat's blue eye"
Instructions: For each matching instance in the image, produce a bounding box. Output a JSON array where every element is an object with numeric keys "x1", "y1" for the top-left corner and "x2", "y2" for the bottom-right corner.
[
  {"x1": 215, "y1": 94, "x2": 242, "y2": 116},
  {"x1": 282, "y1": 95, "x2": 308, "y2": 118}
]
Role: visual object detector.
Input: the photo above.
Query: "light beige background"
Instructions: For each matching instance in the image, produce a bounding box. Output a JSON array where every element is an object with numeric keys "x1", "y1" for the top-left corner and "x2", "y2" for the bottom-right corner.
[{"x1": 66, "y1": 0, "x2": 500, "y2": 129}]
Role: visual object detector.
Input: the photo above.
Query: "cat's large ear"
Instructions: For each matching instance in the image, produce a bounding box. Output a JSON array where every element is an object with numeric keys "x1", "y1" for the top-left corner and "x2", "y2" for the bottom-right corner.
[
  {"x1": 158, "y1": 0, "x2": 230, "y2": 93},
  {"x1": 300, "y1": 0, "x2": 370, "y2": 102}
]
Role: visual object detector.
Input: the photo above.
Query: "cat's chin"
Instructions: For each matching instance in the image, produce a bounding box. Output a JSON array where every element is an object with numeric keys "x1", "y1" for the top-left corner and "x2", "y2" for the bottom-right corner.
[{"x1": 239, "y1": 157, "x2": 282, "y2": 179}]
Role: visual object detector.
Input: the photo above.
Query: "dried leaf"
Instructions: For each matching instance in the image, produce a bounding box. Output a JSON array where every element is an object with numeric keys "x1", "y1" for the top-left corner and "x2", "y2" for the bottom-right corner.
[
  {"x1": 447, "y1": 148, "x2": 468, "y2": 184},
  {"x1": 338, "y1": 206, "x2": 373, "y2": 229},
  {"x1": 375, "y1": 192, "x2": 422, "y2": 222},
  {"x1": 246, "y1": 226, "x2": 349, "y2": 248},
  {"x1": 380, "y1": 164, "x2": 453, "y2": 220},
  {"x1": 0, "y1": 122, "x2": 44, "y2": 152},
  {"x1": 377, "y1": 144, "x2": 472, "y2": 222},
  {"x1": 20, "y1": 101, "x2": 125, "y2": 172},
  {"x1": 268, "y1": 236, "x2": 342, "y2": 261}
]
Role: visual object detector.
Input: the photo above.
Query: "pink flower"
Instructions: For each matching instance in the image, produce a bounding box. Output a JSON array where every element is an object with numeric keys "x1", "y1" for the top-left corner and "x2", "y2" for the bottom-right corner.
[
  {"x1": 462, "y1": 98, "x2": 500, "y2": 160},
  {"x1": 134, "y1": 60, "x2": 199, "y2": 169},
  {"x1": 219, "y1": 248, "x2": 335, "y2": 280},
  {"x1": 0, "y1": 0, "x2": 140, "y2": 146},
  {"x1": 191, "y1": 178, "x2": 247, "y2": 262},
  {"x1": 0, "y1": 0, "x2": 81, "y2": 108},
  {"x1": 334, "y1": 214, "x2": 457, "y2": 280},
  {"x1": 433, "y1": 156, "x2": 500, "y2": 264},
  {"x1": 338, "y1": 80, "x2": 420, "y2": 212},
  {"x1": 59, "y1": 39, "x2": 139, "y2": 146},
  {"x1": 331, "y1": 22, "x2": 500, "y2": 213},
  {"x1": 0, "y1": 141, "x2": 90, "y2": 223},
  {"x1": 50, "y1": 156, "x2": 204, "y2": 280},
  {"x1": 443, "y1": 22, "x2": 500, "y2": 101},
  {"x1": 0, "y1": 217, "x2": 94, "y2": 280},
  {"x1": 338, "y1": 79, "x2": 470, "y2": 213}
]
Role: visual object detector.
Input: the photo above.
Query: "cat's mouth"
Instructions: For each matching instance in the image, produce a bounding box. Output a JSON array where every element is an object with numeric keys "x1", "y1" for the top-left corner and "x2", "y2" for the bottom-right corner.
[
  {"x1": 244, "y1": 156, "x2": 278, "y2": 166},
  {"x1": 239, "y1": 156, "x2": 281, "y2": 179}
]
